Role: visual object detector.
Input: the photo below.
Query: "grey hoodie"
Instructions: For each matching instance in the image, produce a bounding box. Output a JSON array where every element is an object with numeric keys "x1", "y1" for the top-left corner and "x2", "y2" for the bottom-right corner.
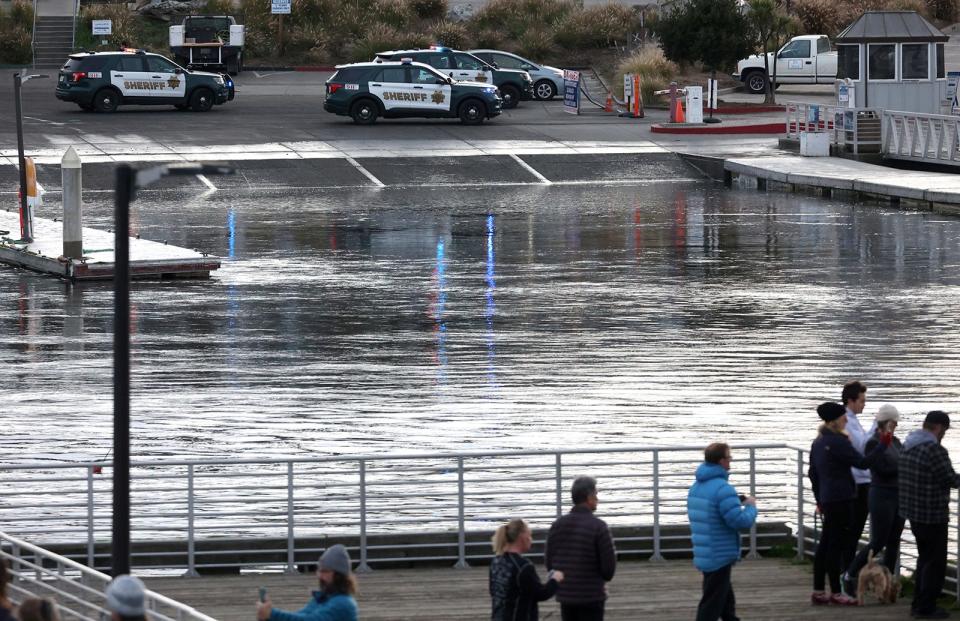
[{"x1": 902, "y1": 429, "x2": 938, "y2": 452}]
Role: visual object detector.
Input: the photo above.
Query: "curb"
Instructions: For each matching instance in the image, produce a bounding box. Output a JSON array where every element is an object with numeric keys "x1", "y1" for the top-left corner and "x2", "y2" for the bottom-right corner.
[
  {"x1": 650, "y1": 122, "x2": 786, "y2": 134},
  {"x1": 243, "y1": 65, "x2": 336, "y2": 72},
  {"x1": 706, "y1": 105, "x2": 785, "y2": 115}
]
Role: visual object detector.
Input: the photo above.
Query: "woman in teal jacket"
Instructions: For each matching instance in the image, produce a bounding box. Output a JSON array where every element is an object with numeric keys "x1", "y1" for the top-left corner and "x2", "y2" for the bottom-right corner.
[{"x1": 687, "y1": 443, "x2": 758, "y2": 621}]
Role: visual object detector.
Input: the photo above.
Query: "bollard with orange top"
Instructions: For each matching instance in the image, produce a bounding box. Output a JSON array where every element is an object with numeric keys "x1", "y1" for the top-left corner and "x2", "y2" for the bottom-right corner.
[{"x1": 19, "y1": 156, "x2": 38, "y2": 242}]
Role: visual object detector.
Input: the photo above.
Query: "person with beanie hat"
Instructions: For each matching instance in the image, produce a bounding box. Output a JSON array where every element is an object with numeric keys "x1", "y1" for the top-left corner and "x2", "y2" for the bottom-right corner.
[
  {"x1": 899, "y1": 411, "x2": 959, "y2": 619},
  {"x1": 842, "y1": 404, "x2": 905, "y2": 598},
  {"x1": 257, "y1": 544, "x2": 358, "y2": 621},
  {"x1": 105, "y1": 575, "x2": 146, "y2": 621},
  {"x1": 0, "y1": 559, "x2": 15, "y2": 621},
  {"x1": 809, "y1": 401, "x2": 892, "y2": 606}
]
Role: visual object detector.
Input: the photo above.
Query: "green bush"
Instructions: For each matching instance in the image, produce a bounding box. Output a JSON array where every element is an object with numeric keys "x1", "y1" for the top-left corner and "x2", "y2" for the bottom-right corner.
[
  {"x1": 515, "y1": 28, "x2": 554, "y2": 60},
  {"x1": 471, "y1": 27, "x2": 504, "y2": 49},
  {"x1": 0, "y1": 0, "x2": 33, "y2": 64},
  {"x1": 471, "y1": 0, "x2": 575, "y2": 40},
  {"x1": 431, "y1": 19, "x2": 470, "y2": 48},
  {"x1": 408, "y1": 0, "x2": 447, "y2": 19},
  {"x1": 240, "y1": 0, "x2": 275, "y2": 57},
  {"x1": 346, "y1": 23, "x2": 429, "y2": 62},
  {"x1": 555, "y1": 4, "x2": 639, "y2": 49},
  {"x1": 376, "y1": 0, "x2": 414, "y2": 28},
  {"x1": 77, "y1": 4, "x2": 141, "y2": 51},
  {"x1": 614, "y1": 46, "x2": 678, "y2": 102},
  {"x1": 204, "y1": 0, "x2": 235, "y2": 15},
  {"x1": 793, "y1": 0, "x2": 858, "y2": 37}
]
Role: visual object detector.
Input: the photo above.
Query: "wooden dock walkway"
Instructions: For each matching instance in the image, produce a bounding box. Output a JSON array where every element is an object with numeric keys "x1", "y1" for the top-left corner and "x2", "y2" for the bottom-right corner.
[{"x1": 145, "y1": 558, "x2": 917, "y2": 620}]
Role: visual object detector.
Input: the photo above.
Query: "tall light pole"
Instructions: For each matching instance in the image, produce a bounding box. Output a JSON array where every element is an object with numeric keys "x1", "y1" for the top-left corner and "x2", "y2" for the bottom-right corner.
[
  {"x1": 14, "y1": 71, "x2": 48, "y2": 242},
  {"x1": 111, "y1": 162, "x2": 233, "y2": 577}
]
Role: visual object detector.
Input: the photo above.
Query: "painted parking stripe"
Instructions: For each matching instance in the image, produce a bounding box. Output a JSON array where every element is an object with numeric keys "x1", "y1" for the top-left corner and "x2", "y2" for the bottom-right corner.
[
  {"x1": 196, "y1": 174, "x2": 217, "y2": 191},
  {"x1": 509, "y1": 154, "x2": 552, "y2": 185},
  {"x1": 345, "y1": 156, "x2": 385, "y2": 187}
]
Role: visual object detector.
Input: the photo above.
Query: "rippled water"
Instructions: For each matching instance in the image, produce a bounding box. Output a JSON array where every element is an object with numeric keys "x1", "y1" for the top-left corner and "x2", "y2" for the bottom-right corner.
[{"x1": 4, "y1": 180, "x2": 960, "y2": 464}]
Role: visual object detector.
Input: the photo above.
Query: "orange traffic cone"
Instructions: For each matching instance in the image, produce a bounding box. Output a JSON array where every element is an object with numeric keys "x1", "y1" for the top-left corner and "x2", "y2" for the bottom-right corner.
[
  {"x1": 673, "y1": 98, "x2": 685, "y2": 123},
  {"x1": 604, "y1": 92, "x2": 613, "y2": 113}
]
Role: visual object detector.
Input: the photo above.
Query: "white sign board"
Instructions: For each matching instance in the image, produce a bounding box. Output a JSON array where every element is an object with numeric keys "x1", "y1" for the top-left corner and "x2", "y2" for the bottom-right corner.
[
  {"x1": 92, "y1": 20, "x2": 112, "y2": 35},
  {"x1": 271, "y1": 0, "x2": 290, "y2": 14}
]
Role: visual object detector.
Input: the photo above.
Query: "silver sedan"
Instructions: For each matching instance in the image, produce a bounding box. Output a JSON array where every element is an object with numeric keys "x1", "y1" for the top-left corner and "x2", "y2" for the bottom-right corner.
[{"x1": 469, "y1": 49, "x2": 564, "y2": 100}]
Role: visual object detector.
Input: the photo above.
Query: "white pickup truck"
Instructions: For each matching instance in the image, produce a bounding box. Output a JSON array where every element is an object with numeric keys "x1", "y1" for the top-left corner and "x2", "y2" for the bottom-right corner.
[{"x1": 734, "y1": 35, "x2": 838, "y2": 94}]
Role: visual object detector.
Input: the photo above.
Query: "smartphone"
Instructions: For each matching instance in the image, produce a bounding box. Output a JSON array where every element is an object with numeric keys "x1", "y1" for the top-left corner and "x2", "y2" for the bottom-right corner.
[
  {"x1": 259, "y1": 587, "x2": 267, "y2": 603},
  {"x1": 738, "y1": 494, "x2": 747, "y2": 502}
]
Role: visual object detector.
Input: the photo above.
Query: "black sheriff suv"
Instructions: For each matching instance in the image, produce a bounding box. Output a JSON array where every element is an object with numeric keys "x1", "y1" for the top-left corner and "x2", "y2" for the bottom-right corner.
[
  {"x1": 56, "y1": 50, "x2": 235, "y2": 112},
  {"x1": 374, "y1": 46, "x2": 533, "y2": 109},
  {"x1": 324, "y1": 60, "x2": 502, "y2": 125}
]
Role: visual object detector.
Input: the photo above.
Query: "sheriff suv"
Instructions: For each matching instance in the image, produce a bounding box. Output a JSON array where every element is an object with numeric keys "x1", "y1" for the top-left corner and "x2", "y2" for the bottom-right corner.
[
  {"x1": 324, "y1": 60, "x2": 502, "y2": 125},
  {"x1": 55, "y1": 50, "x2": 235, "y2": 113},
  {"x1": 374, "y1": 47, "x2": 533, "y2": 109}
]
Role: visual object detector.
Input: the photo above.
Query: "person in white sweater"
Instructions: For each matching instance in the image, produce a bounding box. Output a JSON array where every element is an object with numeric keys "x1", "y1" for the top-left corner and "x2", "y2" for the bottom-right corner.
[{"x1": 841, "y1": 380, "x2": 870, "y2": 576}]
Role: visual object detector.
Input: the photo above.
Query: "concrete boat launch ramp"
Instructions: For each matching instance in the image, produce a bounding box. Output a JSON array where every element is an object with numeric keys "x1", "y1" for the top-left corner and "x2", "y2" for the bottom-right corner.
[{"x1": 0, "y1": 208, "x2": 220, "y2": 280}]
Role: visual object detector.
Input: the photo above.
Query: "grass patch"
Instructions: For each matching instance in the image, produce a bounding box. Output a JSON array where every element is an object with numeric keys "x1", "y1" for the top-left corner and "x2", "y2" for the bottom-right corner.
[{"x1": 612, "y1": 46, "x2": 678, "y2": 104}]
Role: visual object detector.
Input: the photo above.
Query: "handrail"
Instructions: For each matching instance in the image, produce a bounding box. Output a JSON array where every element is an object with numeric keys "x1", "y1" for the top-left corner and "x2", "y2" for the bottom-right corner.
[
  {"x1": 784, "y1": 101, "x2": 882, "y2": 155},
  {"x1": 0, "y1": 530, "x2": 219, "y2": 621},
  {"x1": 31, "y1": 0, "x2": 38, "y2": 68},
  {"x1": 882, "y1": 109, "x2": 960, "y2": 166}
]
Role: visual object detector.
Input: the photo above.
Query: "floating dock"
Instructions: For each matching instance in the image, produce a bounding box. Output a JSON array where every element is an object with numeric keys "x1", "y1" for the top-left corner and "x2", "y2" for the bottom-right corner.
[{"x1": 0, "y1": 208, "x2": 220, "y2": 280}]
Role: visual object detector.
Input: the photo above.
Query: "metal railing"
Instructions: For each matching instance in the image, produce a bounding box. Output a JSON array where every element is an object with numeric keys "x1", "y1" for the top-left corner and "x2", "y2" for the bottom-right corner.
[
  {"x1": 0, "y1": 444, "x2": 795, "y2": 573},
  {"x1": 882, "y1": 110, "x2": 960, "y2": 167},
  {"x1": 785, "y1": 102, "x2": 883, "y2": 154},
  {"x1": 3, "y1": 443, "x2": 960, "y2": 601},
  {"x1": 0, "y1": 531, "x2": 218, "y2": 621}
]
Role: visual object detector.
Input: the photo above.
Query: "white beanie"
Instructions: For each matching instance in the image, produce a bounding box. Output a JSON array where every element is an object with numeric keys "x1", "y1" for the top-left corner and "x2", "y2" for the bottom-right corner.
[{"x1": 875, "y1": 404, "x2": 900, "y2": 423}]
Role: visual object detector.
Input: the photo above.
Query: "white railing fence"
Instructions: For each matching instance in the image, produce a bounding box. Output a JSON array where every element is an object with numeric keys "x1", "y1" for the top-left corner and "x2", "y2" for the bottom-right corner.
[
  {"x1": 0, "y1": 531, "x2": 217, "y2": 621},
  {"x1": 785, "y1": 102, "x2": 882, "y2": 154},
  {"x1": 882, "y1": 110, "x2": 960, "y2": 167}
]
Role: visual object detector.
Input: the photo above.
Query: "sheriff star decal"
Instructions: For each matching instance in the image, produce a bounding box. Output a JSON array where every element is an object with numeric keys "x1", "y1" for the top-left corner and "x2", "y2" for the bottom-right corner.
[
  {"x1": 431, "y1": 90, "x2": 446, "y2": 104},
  {"x1": 167, "y1": 76, "x2": 181, "y2": 89},
  {"x1": 474, "y1": 73, "x2": 487, "y2": 83}
]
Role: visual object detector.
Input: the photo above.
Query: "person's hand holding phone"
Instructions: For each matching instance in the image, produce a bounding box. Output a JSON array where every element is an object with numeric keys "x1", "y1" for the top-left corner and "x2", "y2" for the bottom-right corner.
[
  {"x1": 256, "y1": 588, "x2": 271, "y2": 621},
  {"x1": 548, "y1": 569, "x2": 565, "y2": 583}
]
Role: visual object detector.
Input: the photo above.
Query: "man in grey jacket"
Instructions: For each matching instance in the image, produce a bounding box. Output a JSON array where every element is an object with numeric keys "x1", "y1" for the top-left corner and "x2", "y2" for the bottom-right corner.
[{"x1": 545, "y1": 476, "x2": 617, "y2": 621}]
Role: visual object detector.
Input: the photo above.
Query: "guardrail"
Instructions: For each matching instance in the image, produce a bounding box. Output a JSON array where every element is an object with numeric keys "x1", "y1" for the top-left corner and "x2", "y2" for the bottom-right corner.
[
  {"x1": 0, "y1": 531, "x2": 218, "y2": 621},
  {"x1": 3, "y1": 443, "x2": 960, "y2": 601},
  {"x1": 785, "y1": 102, "x2": 882, "y2": 154},
  {"x1": 882, "y1": 110, "x2": 960, "y2": 167}
]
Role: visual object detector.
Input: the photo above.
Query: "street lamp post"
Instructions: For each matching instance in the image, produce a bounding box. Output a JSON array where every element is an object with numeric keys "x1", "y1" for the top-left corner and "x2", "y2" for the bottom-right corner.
[
  {"x1": 14, "y1": 71, "x2": 48, "y2": 242},
  {"x1": 111, "y1": 162, "x2": 233, "y2": 577}
]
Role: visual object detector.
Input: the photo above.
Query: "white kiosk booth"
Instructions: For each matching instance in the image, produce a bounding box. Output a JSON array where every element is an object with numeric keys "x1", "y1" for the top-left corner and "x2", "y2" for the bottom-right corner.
[{"x1": 835, "y1": 11, "x2": 948, "y2": 114}]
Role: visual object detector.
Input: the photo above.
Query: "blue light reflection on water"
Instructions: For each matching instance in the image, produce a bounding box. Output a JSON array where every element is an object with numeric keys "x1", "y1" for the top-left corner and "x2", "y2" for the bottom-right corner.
[
  {"x1": 485, "y1": 214, "x2": 497, "y2": 388},
  {"x1": 433, "y1": 237, "x2": 448, "y2": 383}
]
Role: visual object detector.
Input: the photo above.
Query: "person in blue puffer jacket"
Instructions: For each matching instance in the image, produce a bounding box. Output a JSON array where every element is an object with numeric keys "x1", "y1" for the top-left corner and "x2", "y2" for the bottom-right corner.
[
  {"x1": 687, "y1": 442, "x2": 758, "y2": 621},
  {"x1": 256, "y1": 544, "x2": 358, "y2": 621}
]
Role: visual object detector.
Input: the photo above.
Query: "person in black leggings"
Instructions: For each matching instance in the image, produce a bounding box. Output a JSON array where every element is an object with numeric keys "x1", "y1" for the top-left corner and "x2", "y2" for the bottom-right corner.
[{"x1": 809, "y1": 401, "x2": 891, "y2": 606}]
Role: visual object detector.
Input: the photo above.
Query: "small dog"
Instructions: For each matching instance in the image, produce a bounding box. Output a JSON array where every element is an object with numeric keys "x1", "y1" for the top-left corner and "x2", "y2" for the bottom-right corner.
[{"x1": 857, "y1": 550, "x2": 901, "y2": 605}]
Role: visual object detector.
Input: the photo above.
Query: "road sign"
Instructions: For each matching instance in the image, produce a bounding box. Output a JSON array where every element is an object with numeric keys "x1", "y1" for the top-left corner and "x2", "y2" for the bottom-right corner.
[
  {"x1": 271, "y1": 0, "x2": 291, "y2": 14},
  {"x1": 92, "y1": 20, "x2": 112, "y2": 35},
  {"x1": 563, "y1": 70, "x2": 580, "y2": 115}
]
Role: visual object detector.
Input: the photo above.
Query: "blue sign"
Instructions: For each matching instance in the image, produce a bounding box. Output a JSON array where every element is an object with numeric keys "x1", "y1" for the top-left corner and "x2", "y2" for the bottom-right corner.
[{"x1": 563, "y1": 70, "x2": 580, "y2": 115}]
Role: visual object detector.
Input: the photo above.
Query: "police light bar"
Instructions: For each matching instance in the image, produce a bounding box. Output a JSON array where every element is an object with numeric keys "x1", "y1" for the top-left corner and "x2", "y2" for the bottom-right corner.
[
  {"x1": 400, "y1": 57, "x2": 413, "y2": 63},
  {"x1": 429, "y1": 45, "x2": 449, "y2": 52}
]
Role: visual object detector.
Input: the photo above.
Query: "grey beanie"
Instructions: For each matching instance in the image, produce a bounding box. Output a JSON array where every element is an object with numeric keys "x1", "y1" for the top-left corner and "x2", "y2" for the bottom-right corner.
[
  {"x1": 106, "y1": 575, "x2": 146, "y2": 617},
  {"x1": 319, "y1": 544, "x2": 352, "y2": 576}
]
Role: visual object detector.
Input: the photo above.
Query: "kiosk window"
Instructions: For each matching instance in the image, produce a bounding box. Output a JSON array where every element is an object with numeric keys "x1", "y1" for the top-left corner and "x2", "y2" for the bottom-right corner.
[
  {"x1": 837, "y1": 45, "x2": 859, "y2": 80},
  {"x1": 937, "y1": 43, "x2": 945, "y2": 78},
  {"x1": 901, "y1": 44, "x2": 928, "y2": 80},
  {"x1": 868, "y1": 44, "x2": 895, "y2": 80}
]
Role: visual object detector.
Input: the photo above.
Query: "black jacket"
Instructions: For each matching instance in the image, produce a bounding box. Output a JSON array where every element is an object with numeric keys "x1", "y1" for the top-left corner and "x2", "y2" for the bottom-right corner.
[
  {"x1": 489, "y1": 552, "x2": 557, "y2": 621},
  {"x1": 809, "y1": 427, "x2": 886, "y2": 505},
  {"x1": 544, "y1": 506, "x2": 616, "y2": 604},
  {"x1": 866, "y1": 430, "x2": 902, "y2": 489}
]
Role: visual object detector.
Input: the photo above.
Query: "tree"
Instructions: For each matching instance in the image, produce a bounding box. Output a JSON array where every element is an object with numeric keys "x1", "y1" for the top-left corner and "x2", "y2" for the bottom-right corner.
[
  {"x1": 747, "y1": 0, "x2": 794, "y2": 104},
  {"x1": 652, "y1": 0, "x2": 753, "y2": 74}
]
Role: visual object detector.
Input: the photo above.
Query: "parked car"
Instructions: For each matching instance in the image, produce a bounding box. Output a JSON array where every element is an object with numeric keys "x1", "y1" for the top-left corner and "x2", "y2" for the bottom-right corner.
[
  {"x1": 470, "y1": 49, "x2": 564, "y2": 100},
  {"x1": 55, "y1": 50, "x2": 234, "y2": 112},
  {"x1": 734, "y1": 35, "x2": 837, "y2": 94},
  {"x1": 324, "y1": 60, "x2": 502, "y2": 124},
  {"x1": 374, "y1": 46, "x2": 533, "y2": 108}
]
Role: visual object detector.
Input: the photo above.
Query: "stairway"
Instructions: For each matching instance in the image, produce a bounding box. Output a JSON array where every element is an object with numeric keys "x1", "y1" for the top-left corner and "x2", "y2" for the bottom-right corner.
[
  {"x1": 33, "y1": 16, "x2": 75, "y2": 68},
  {"x1": 578, "y1": 69, "x2": 612, "y2": 109}
]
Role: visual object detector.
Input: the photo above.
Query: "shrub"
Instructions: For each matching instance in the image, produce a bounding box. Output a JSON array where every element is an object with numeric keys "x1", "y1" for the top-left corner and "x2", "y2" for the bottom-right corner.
[
  {"x1": 471, "y1": 0, "x2": 575, "y2": 40},
  {"x1": 555, "y1": 3, "x2": 639, "y2": 49},
  {"x1": 204, "y1": 0, "x2": 234, "y2": 15},
  {"x1": 431, "y1": 19, "x2": 470, "y2": 48},
  {"x1": 614, "y1": 45, "x2": 678, "y2": 102},
  {"x1": 78, "y1": 4, "x2": 139, "y2": 51},
  {"x1": 409, "y1": 0, "x2": 447, "y2": 19},
  {"x1": 9, "y1": 0, "x2": 33, "y2": 28},
  {"x1": 471, "y1": 27, "x2": 504, "y2": 48},
  {"x1": 346, "y1": 23, "x2": 429, "y2": 61},
  {"x1": 377, "y1": 0, "x2": 414, "y2": 29},
  {"x1": 239, "y1": 0, "x2": 275, "y2": 57},
  {"x1": 515, "y1": 27, "x2": 555, "y2": 60},
  {"x1": 793, "y1": 0, "x2": 857, "y2": 37},
  {"x1": 0, "y1": 0, "x2": 32, "y2": 64}
]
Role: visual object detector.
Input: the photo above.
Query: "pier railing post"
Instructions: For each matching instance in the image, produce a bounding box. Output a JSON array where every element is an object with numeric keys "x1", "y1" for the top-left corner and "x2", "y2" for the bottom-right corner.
[
  {"x1": 184, "y1": 464, "x2": 198, "y2": 577},
  {"x1": 650, "y1": 450, "x2": 664, "y2": 562},
  {"x1": 453, "y1": 457, "x2": 469, "y2": 569},
  {"x1": 357, "y1": 459, "x2": 371, "y2": 573},
  {"x1": 796, "y1": 449, "x2": 804, "y2": 561},
  {"x1": 86, "y1": 465, "x2": 95, "y2": 569},
  {"x1": 285, "y1": 461, "x2": 296, "y2": 574},
  {"x1": 61, "y1": 146, "x2": 83, "y2": 259},
  {"x1": 555, "y1": 454, "x2": 563, "y2": 519},
  {"x1": 746, "y1": 448, "x2": 759, "y2": 559}
]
